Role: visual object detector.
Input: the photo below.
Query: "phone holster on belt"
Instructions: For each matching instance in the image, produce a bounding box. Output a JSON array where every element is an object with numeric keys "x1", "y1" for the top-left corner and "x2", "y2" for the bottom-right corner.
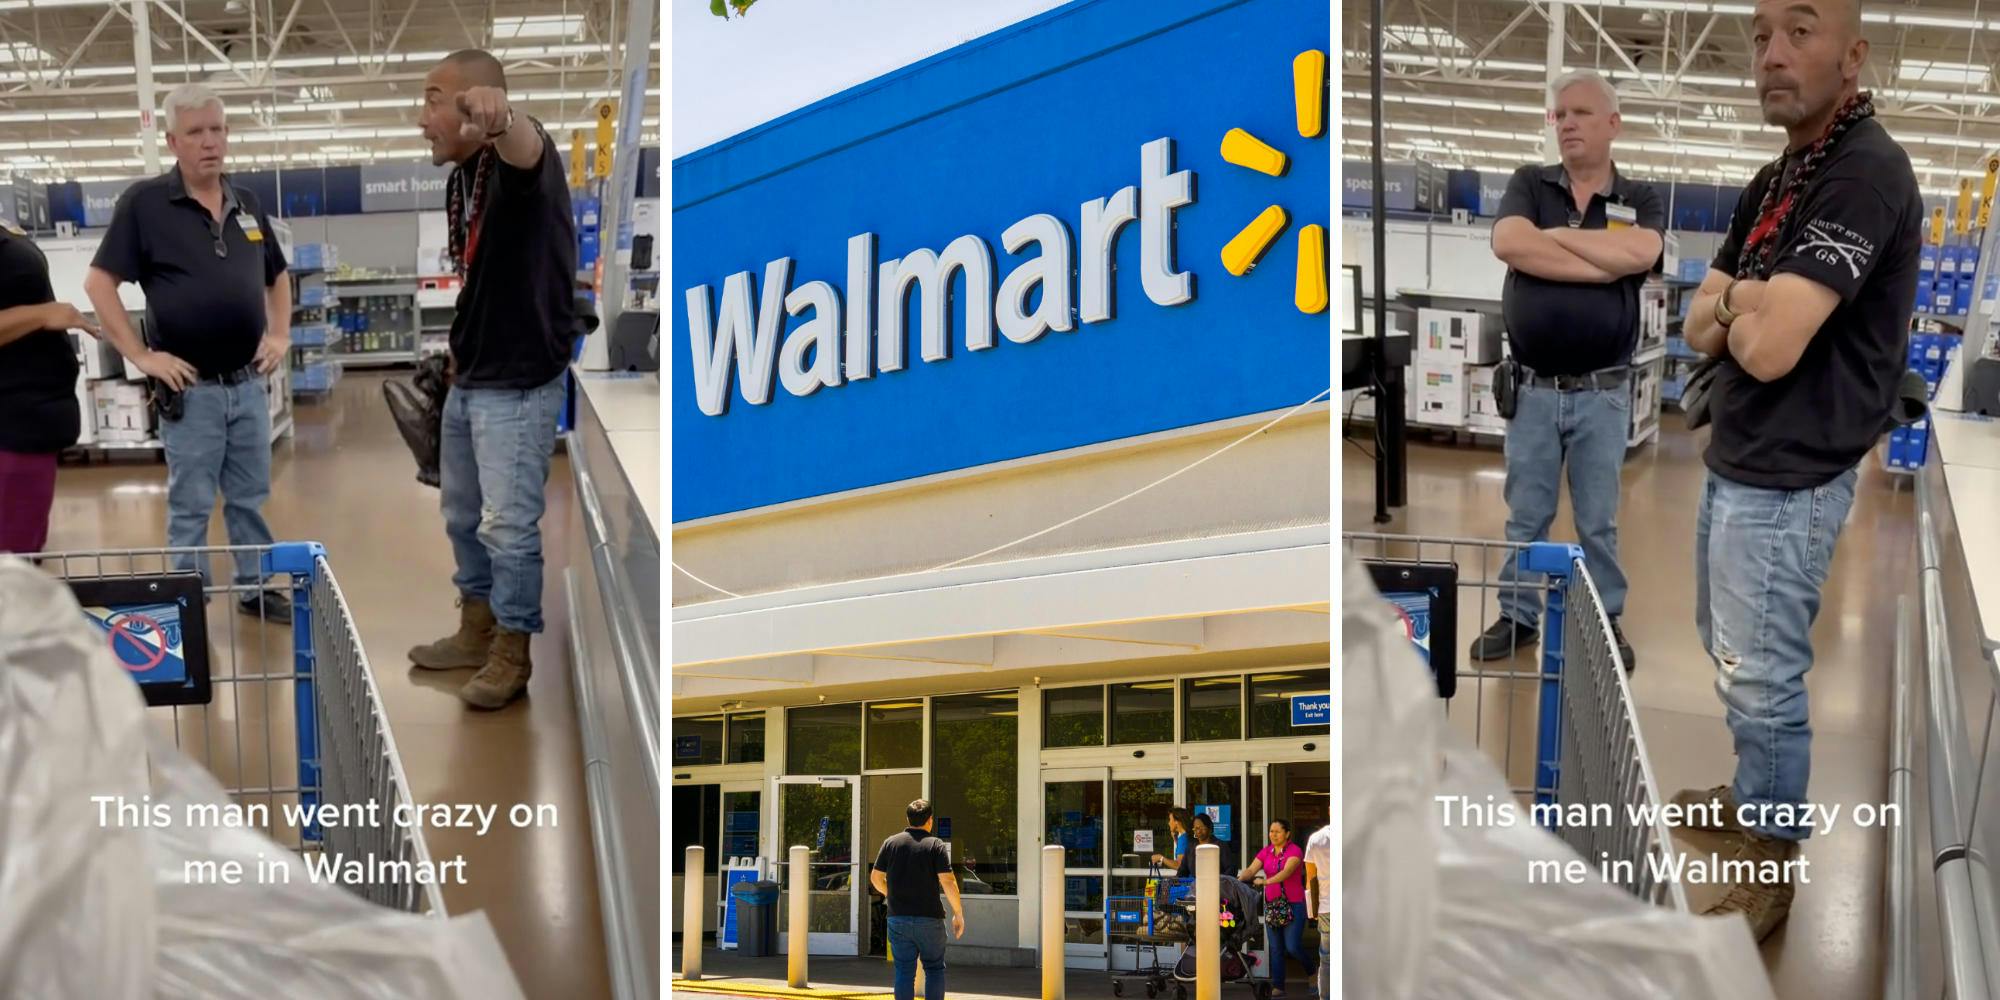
[
  {"x1": 149, "y1": 378, "x2": 184, "y2": 422},
  {"x1": 1494, "y1": 361, "x2": 1520, "y2": 421}
]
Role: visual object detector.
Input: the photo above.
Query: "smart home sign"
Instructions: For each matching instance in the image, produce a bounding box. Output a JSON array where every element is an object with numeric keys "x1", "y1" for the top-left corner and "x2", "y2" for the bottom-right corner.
[{"x1": 685, "y1": 138, "x2": 1195, "y2": 418}]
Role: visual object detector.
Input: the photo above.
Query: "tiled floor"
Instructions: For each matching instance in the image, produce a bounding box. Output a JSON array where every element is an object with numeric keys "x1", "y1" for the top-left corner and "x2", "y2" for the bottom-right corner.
[
  {"x1": 45, "y1": 371, "x2": 612, "y2": 1000},
  {"x1": 1343, "y1": 419, "x2": 1915, "y2": 1000}
]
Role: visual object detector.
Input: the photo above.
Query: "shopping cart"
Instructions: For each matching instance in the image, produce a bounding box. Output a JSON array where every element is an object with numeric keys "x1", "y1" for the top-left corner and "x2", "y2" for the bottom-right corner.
[
  {"x1": 1344, "y1": 532, "x2": 1689, "y2": 912},
  {"x1": 40, "y1": 541, "x2": 445, "y2": 918},
  {"x1": 1107, "y1": 862, "x2": 1178, "y2": 997}
]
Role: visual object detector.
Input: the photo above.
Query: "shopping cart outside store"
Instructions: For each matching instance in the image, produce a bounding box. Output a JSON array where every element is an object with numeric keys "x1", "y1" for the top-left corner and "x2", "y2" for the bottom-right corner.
[
  {"x1": 1344, "y1": 532, "x2": 1689, "y2": 912},
  {"x1": 40, "y1": 541, "x2": 445, "y2": 918}
]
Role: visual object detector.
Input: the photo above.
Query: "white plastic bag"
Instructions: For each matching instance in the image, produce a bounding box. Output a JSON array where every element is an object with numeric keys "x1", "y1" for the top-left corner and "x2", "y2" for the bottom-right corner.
[
  {"x1": 0, "y1": 557, "x2": 525, "y2": 1000},
  {"x1": 1340, "y1": 554, "x2": 1778, "y2": 1000}
]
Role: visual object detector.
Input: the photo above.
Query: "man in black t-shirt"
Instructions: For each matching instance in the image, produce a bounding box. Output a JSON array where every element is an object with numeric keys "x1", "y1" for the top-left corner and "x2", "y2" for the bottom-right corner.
[
  {"x1": 1474, "y1": 69, "x2": 1664, "y2": 671},
  {"x1": 406, "y1": 49, "x2": 579, "y2": 710},
  {"x1": 0, "y1": 220, "x2": 99, "y2": 553},
  {"x1": 1675, "y1": 0, "x2": 1920, "y2": 942},
  {"x1": 868, "y1": 799, "x2": 964, "y2": 1000}
]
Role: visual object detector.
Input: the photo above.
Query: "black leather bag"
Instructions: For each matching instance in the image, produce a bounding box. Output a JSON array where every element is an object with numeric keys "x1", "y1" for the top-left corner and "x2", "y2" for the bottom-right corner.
[{"x1": 1681, "y1": 356, "x2": 1724, "y2": 430}]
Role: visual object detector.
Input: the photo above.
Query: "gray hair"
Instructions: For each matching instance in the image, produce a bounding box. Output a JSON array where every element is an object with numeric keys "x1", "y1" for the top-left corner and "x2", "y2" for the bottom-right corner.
[
  {"x1": 162, "y1": 83, "x2": 225, "y2": 134},
  {"x1": 1550, "y1": 69, "x2": 1619, "y2": 116}
]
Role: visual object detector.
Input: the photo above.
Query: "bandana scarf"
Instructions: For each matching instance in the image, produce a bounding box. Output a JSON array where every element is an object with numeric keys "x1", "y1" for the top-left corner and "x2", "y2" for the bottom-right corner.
[
  {"x1": 1683, "y1": 91, "x2": 1874, "y2": 429},
  {"x1": 1735, "y1": 91, "x2": 1876, "y2": 280},
  {"x1": 445, "y1": 147, "x2": 496, "y2": 279}
]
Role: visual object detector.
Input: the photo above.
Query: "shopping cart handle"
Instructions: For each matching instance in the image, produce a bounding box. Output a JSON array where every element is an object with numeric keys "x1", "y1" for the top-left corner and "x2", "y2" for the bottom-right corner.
[{"x1": 1519, "y1": 542, "x2": 1585, "y2": 578}]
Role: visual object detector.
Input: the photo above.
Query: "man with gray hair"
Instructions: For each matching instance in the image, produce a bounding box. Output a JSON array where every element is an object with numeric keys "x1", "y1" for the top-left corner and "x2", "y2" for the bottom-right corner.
[
  {"x1": 1471, "y1": 68, "x2": 1663, "y2": 672},
  {"x1": 85, "y1": 82, "x2": 294, "y2": 622}
]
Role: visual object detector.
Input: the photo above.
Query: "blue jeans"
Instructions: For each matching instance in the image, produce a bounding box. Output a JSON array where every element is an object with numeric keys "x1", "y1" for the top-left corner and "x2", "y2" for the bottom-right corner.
[
  {"x1": 439, "y1": 375, "x2": 565, "y2": 634},
  {"x1": 1316, "y1": 914, "x2": 1329, "y2": 998},
  {"x1": 886, "y1": 915, "x2": 946, "y2": 1000},
  {"x1": 160, "y1": 377, "x2": 276, "y2": 587},
  {"x1": 1696, "y1": 467, "x2": 1858, "y2": 841},
  {"x1": 1497, "y1": 381, "x2": 1630, "y2": 628},
  {"x1": 1265, "y1": 902, "x2": 1314, "y2": 990}
]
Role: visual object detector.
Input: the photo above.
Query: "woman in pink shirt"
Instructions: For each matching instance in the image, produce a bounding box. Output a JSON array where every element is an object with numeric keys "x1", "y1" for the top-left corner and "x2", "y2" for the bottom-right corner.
[{"x1": 1238, "y1": 819, "x2": 1316, "y2": 997}]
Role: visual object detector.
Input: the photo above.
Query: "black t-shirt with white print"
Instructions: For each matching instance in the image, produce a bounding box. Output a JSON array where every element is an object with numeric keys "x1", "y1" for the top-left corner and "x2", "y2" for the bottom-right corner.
[{"x1": 1707, "y1": 116, "x2": 1922, "y2": 490}]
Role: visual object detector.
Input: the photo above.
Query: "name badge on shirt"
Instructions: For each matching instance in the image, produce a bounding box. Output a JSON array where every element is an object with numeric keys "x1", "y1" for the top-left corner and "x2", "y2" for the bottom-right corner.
[
  {"x1": 238, "y1": 213, "x2": 264, "y2": 242},
  {"x1": 1606, "y1": 203, "x2": 1638, "y2": 230}
]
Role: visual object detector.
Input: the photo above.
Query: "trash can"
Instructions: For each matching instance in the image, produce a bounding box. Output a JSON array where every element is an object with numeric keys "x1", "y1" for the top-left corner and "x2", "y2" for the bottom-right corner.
[{"x1": 733, "y1": 881, "x2": 782, "y2": 958}]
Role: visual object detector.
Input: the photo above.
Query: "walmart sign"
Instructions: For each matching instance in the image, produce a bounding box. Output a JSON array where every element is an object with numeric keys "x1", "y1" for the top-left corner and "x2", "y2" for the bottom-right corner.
[{"x1": 672, "y1": 0, "x2": 1330, "y2": 520}]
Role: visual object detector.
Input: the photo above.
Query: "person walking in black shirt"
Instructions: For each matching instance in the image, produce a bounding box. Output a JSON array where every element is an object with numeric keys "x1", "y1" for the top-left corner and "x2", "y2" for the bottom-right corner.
[
  {"x1": 1473, "y1": 69, "x2": 1664, "y2": 672},
  {"x1": 405, "y1": 49, "x2": 579, "y2": 710},
  {"x1": 0, "y1": 220, "x2": 98, "y2": 553},
  {"x1": 1675, "y1": 0, "x2": 1921, "y2": 941},
  {"x1": 869, "y1": 799, "x2": 965, "y2": 1000},
  {"x1": 85, "y1": 83, "x2": 295, "y2": 619}
]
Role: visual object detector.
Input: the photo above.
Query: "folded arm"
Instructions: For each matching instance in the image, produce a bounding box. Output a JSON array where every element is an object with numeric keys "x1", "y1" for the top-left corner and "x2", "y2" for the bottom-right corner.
[
  {"x1": 1545, "y1": 226, "x2": 1664, "y2": 277},
  {"x1": 1491, "y1": 217, "x2": 1617, "y2": 283},
  {"x1": 1724, "y1": 273, "x2": 1841, "y2": 382},
  {"x1": 1685, "y1": 269, "x2": 1740, "y2": 357}
]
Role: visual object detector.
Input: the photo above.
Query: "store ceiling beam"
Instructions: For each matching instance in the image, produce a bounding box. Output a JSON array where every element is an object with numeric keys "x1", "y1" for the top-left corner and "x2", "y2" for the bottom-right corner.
[
  {"x1": 261, "y1": 0, "x2": 304, "y2": 85},
  {"x1": 1571, "y1": 3, "x2": 1663, "y2": 100},
  {"x1": 44, "y1": 4, "x2": 117, "y2": 89},
  {"x1": 1461, "y1": 3, "x2": 1537, "y2": 80},
  {"x1": 149, "y1": 0, "x2": 255, "y2": 86}
]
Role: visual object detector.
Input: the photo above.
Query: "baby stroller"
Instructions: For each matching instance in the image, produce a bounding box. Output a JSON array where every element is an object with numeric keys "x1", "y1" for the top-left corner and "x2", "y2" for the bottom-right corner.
[{"x1": 1164, "y1": 875, "x2": 1270, "y2": 999}]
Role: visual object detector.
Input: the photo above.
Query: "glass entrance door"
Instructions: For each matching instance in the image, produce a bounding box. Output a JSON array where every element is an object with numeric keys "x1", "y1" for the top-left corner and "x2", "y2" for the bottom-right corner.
[
  {"x1": 1042, "y1": 766, "x2": 1110, "y2": 968},
  {"x1": 862, "y1": 772, "x2": 924, "y2": 957},
  {"x1": 773, "y1": 775, "x2": 861, "y2": 956},
  {"x1": 1182, "y1": 763, "x2": 1248, "y2": 876},
  {"x1": 1108, "y1": 769, "x2": 1179, "y2": 973}
]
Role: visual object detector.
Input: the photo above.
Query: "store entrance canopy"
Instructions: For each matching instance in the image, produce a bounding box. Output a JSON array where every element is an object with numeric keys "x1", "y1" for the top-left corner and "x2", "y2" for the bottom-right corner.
[{"x1": 671, "y1": 526, "x2": 1329, "y2": 700}]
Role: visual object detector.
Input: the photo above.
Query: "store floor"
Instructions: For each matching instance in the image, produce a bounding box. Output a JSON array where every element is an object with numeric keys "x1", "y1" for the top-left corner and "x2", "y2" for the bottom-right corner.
[
  {"x1": 1342, "y1": 422, "x2": 1915, "y2": 1000},
  {"x1": 46, "y1": 371, "x2": 612, "y2": 1000}
]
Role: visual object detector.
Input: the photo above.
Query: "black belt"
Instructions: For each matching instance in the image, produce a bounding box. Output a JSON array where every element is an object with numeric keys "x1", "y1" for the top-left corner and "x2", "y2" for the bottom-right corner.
[
  {"x1": 1524, "y1": 366, "x2": 1628, "y2": 392},
  {"x1": 197, "y1": 365, "x2": 259, "y2": 386}
]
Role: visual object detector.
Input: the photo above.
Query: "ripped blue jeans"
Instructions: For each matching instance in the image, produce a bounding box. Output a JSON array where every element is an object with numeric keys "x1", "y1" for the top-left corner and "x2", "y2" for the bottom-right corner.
[
  {"x1": 1694, "y1": 466, "x2": 1858, "y2": 841},
  {"x1": 439, "y1": 375, "x2": 565, "y2": 634}
]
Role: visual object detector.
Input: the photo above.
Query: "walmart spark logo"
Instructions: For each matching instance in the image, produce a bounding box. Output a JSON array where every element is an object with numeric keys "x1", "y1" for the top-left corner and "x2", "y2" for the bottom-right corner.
[{"x1": 1219, "y1": 49, "x2": 1328, "y2": 314}]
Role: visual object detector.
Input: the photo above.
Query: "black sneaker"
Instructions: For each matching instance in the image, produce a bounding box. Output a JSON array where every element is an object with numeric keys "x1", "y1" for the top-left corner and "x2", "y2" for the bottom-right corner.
[
  {"x1": 1611, "y1": 617, "x2": 1636, "y2": 673},
  {"x1": 1469, "y1": 617, "x2": 1538, "y2": 661},
  {"x1": 238, "y1": 589, "x2": 294, "y2": 625}
]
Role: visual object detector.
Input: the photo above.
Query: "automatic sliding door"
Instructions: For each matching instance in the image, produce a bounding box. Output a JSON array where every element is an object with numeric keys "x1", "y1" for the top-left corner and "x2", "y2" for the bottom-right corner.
[{"x1": 1043, "y1": 767, "x2": 1109, "y2": 968}]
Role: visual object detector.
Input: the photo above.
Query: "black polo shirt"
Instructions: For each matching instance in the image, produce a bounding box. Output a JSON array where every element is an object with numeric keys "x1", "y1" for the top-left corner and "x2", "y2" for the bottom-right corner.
[
  {"x1": 1706, "y1": 117, "x2": 1922, "y2": 489},
  {"x1": 450, "y1": 120, "x2": 580, "y2": 389},
  {"x1": 92, "y1": 167, "x2": 288, "y2": 379},
  {"x1": 874, "y1": 827, "x2": 950, "y2": 919},
  {"x1": 0, "y1": 224, "x2": 79, "y2": 453},
  {"x1": 1497, "y1": 163, "x2": 1667, "y2": 375}
]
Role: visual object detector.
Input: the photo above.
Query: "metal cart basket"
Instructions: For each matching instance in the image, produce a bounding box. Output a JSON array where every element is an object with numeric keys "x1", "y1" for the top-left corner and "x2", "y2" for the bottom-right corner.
[
  {"x1": 41, "y1": 540, "x2": 446, "y2": 918},
  {"x1": 1344, "y1": 532, "x2": 1688, "y2": 912}
]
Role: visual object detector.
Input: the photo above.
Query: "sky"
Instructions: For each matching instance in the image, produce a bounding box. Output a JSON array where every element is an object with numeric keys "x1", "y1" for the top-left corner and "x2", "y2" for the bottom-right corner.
[{"x1": 669, "y1": 0, "x2": 1072, "y2": 157}]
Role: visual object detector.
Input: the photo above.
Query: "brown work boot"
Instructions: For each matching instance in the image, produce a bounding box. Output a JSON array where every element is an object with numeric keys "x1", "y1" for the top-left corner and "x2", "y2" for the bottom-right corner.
[
  {"x1": 1700, "y1": 830, "x2": 1801, "y2": 941},
  {"x1": 408, "y1": 597, "x2": 496, "y2": 669},
  {"x1": 1670, "y1": 784, "x2": 1744, "y2": 833},
  {"x1": 460, "y1": 628, "x2": 531, "y2": 710}
]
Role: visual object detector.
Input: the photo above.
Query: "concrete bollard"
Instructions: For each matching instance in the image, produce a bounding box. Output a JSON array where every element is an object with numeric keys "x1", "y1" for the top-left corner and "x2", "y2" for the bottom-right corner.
[
  {"x1": 1197, "y1": 843, "x2": 1220, "y2": 1000},
  {"x1": 789, "y1": 845, "x2": 810, "y2": 988},
  {"x1": 682, "y1": 846, "x2": 704, "y2": 979},
  {"x1": 1042, "y1": 844, "x2": 1066, "y2": 999}
]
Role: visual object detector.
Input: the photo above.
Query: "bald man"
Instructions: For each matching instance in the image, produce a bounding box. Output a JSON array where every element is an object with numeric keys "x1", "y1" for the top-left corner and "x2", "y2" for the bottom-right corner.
[
  {"x1": 408, "y1": 50, "x2": 580, "y2": 710},
  {"x1": 1676, "y1": 0, "x2": 1919, "y2": 939}
]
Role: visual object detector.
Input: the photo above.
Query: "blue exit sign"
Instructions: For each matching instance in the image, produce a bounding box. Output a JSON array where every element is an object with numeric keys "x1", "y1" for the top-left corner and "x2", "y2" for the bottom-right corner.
[{"x1": 1291, "y1": 694, "x2": 1330, "y2": 727}]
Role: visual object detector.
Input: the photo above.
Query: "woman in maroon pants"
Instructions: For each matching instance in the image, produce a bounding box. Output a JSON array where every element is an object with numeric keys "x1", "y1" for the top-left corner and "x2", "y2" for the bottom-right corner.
[{"x1": 0, "y1": 219, "x2": 99, "y2": 553}]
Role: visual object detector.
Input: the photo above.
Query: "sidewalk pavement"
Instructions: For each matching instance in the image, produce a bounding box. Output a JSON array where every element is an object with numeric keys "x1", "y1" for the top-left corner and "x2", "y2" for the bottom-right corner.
[{"x1": 670, "y1": 949, "x2": 1211, "y2": 1000}]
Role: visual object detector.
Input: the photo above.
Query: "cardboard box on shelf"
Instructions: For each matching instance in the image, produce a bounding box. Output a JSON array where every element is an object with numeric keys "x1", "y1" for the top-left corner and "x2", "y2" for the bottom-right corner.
[
  {"x1": 1417, "y1": 309, "x2": 1501, "y2": 364},
  {"x1": 1414, "y1": 360, "x2": 1467, "y2": 427},
  {"x1": 92, "y1": 381, "x2": 147, "y2": 408},
  {"x1": 1466, "y1": 363, "x2": 1501, "y2": 419}
]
